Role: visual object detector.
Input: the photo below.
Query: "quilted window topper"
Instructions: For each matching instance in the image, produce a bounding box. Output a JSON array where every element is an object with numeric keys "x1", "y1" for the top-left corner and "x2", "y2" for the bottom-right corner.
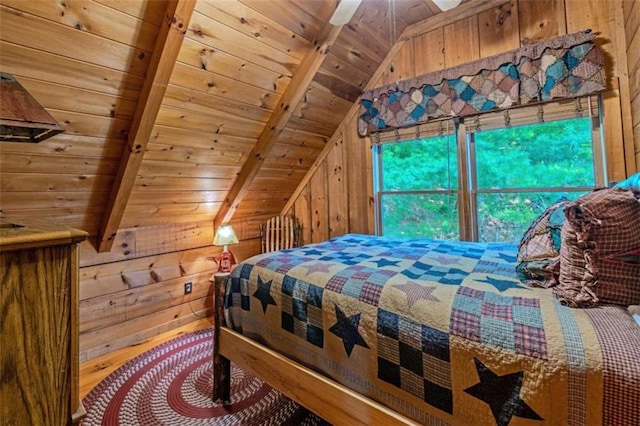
[{"x1": 358, "y1": 30, "x2": 606, "y2": 136}]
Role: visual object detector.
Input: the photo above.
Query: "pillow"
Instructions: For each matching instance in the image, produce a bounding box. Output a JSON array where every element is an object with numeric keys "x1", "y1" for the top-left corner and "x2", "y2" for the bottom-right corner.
[
  {"x1": 553, "y1": 187, "x2": 640, "y2": 307},
  {"x1": 615, "y1": 172, "x2": 640, "y2": 190},
  {"x1": 516, "y1": 199, "x2": 568, "y2": 287}
]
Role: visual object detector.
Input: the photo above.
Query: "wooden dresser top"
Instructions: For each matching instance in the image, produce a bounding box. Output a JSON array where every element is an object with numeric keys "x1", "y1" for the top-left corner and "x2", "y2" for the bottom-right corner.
[{"x1": 0, "y1": 220, "x2": 87, "y2": 252}]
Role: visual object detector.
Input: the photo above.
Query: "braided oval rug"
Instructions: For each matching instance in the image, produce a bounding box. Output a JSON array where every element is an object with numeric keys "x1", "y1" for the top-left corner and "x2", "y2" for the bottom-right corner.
[{"x1": 81, "y1": 328, "x2": 329, "y2": 425}]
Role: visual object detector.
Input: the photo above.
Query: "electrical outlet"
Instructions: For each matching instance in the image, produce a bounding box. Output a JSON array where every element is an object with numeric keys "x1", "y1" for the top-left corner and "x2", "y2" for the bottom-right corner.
[{"x1": 184, "y1": 282, "x2": 192, "y2": 295}]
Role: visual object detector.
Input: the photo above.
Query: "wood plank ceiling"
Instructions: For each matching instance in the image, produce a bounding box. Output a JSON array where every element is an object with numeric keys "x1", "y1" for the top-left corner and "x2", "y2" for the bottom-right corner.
[{"x1": 0, "y1": 0, "x2": 450, "y2": 251}]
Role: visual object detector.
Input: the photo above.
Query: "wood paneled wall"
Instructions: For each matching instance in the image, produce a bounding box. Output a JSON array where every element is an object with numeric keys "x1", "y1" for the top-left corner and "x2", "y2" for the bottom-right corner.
[
  {"x1": 286, "y1": 0, "x2": 638, "y2": 239},
  {"x1": 291, "y1": 119, "x2": 375, "y2": 245},
  {"x1": 625, "y1": 0, "x2": 640, "y2": 170},
  {"x1": 78, "y1": 218, "x2": 261, "y2": 360}
]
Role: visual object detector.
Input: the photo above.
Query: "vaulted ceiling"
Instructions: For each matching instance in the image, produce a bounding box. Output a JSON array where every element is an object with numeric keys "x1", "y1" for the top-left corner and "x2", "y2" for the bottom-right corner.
[{"x1": 0, "y1": 0, "x2": 466, "y2": 251}]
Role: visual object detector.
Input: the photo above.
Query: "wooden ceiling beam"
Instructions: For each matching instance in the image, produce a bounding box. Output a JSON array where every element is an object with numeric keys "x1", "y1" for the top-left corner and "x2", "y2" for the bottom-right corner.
[
  {"x1": 213, "y1": 7, "x2": 355, "y2": 228},
  {"x1": 97, "y1": 0, "x2": 196, "y2": 252}
]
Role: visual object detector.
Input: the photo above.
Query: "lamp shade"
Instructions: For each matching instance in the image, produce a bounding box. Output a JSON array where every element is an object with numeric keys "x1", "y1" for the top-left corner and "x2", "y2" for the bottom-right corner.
[
  {"x1": 432, "y1": 0, "x2": 462, "y2": 11},
  {"x1": 213, "y1": 224, "x2": 239, "y2": 246}
]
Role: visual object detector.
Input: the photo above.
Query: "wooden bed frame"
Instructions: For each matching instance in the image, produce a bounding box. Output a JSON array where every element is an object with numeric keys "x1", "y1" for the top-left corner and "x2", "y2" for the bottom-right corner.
[{"x1": 211, "y1": 272, "x2": 420, "y2": 426}]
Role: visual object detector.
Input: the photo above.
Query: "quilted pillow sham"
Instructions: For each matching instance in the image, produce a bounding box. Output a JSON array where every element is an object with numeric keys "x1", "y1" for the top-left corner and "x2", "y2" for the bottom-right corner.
[
  {"x1": 516, "y1": 199, "x2": 568, "y2": 287},
  {"x1": 553, "y1": 187, "x2": 640, "y2": 307}
]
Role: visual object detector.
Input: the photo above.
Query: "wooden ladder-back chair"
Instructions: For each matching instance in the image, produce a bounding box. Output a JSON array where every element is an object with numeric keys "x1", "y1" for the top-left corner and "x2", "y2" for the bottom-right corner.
[{"x1": 261, "y1": 215, "x2": 301, "y2": 253}]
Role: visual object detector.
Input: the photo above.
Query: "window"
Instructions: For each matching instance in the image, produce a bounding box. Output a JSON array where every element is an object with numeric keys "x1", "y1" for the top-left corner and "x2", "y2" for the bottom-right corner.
[
  {"x1": 377, "y1": 134, "x2": 458, "y2": 240},
  {"x1": 374, "y1": 97, "x2": 606, "y2": 243}
]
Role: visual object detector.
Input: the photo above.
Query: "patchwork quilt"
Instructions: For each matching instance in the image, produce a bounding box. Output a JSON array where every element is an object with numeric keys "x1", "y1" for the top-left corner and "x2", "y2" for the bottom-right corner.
[{"x1": 224, "y1": 234, "x2": 640, "y2": 425}]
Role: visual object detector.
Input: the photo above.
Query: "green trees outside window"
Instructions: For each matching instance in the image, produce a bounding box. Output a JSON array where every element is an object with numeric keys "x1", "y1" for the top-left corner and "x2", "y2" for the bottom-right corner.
[{"x1": 377, "y1": 116, "x2": 600, "y2": 243}]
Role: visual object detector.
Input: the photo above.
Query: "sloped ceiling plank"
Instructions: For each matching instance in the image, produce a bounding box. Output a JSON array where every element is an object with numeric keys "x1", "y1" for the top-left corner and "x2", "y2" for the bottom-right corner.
[
  {"x1": 98, "y1": 0, "x2": 196, "y2": 253},
  {"x1": 1, "y1": 0, "x2": 161, "y2": 52},
  {"x1": 281, "y1": 51, "x2": 409, "y2": 215},
  {"x1": 213, "y1": 16, "x2": 347, "y2": 227},
  {"x1": 0, "y1": 42, "x2": 144, "y2": 99},
  {"x1": 238, "y1": 0, "x2": 334, "y2": 42},
  {"x1": 196, "y1": 0, "x2": 312, "y2": 61}
]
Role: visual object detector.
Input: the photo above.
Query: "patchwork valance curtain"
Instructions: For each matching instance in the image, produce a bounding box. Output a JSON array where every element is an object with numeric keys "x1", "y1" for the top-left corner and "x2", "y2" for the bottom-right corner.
[{"x1": 358, "y1": 30, "x2": 606, "y2": 136}]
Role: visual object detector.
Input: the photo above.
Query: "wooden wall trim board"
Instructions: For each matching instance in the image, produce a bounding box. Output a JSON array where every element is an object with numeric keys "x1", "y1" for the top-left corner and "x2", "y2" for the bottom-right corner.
[{"x1": 98, "y1": 0, "x2": 196, "y2": 253}]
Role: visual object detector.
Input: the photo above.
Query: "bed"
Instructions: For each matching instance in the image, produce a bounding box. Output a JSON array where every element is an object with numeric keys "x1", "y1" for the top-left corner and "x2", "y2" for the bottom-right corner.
[{"x1": 214, "y1": 233, "x2": 640, "y2": 425}]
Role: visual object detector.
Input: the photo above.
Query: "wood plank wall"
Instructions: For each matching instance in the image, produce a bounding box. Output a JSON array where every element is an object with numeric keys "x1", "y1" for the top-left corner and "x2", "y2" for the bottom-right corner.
[
  {"x1": 625, "y1": 0, "x2": 640, "y2": 169},
  {"x1": 78, "y1": 218, "x2": 261, "y2": 361},
  {"x1": 286, "y1": 0, "x2": 639, "y2": 240}
]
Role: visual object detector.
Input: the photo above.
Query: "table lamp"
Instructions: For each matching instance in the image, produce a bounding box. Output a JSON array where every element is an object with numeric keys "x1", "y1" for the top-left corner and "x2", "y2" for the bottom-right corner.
[{"x1": 213, "y1": 224, "x2": 239, "y2": 273}]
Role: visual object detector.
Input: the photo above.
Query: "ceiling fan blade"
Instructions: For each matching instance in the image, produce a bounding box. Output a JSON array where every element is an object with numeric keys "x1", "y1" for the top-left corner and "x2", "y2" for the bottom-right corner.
[
  {"x1": 432, "y1": 0, "x2": 463, "y2": 12},
  {"x1": 329, "y1": 0, "x2": 363, "y2": 25}
]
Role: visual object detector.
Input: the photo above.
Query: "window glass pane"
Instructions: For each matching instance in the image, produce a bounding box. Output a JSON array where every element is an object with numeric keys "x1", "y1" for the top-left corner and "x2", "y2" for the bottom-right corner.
[
  {"x1": 474, "y1": 118, "x2": 595, "y2": 189},
  {"x1": 476, "y1": 191, "x2": 589, "y2": 243},
  {"x1": 381, "y1": 135, "x2": 457, "y2": 191},
  {"x1": 381, "y1": 193, "x2": 459, "y2": 240}
]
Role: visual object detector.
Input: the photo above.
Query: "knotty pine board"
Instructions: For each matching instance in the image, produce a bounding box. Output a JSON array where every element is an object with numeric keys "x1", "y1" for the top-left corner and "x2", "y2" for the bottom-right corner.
[
  {"x1": 293, "y1": 185, "x2": 312, "y2": 246},
  {"x1": 238, "y1": 0, "x2": 329, "y2": 42},
  {"x1": 0, "y1": 5, "x2": 151, "y2": 76},
  {"x1": 162, "y1": 84, "x2": 273, "y2": 124},
  {"x1": 518, "y1": 0, "x2": 566, "y2": 45},
  {"x1": 138, "y1": 160, "x2": 241, "y2": 179},
  {"x1": 129, "y1": 175, "x2": 234, "y2": 192},
  {"x1": 169, "y1": 62, "x2": 281, "y2": 110},
  {"x1": 309, "y1": 161, "x2": 328, "y2": 243},
  {"x1": 147, "y1": 124, "x2": 256, "y2": 151},
  {"x1": 0, "y1": 173, "x2": 114, "y2": 192},
  {"x1": 93, "y1": 0, "x2": 166, "y2": 25},
  {"x1": 79, "y1": 298, "x2": 212, "y2": 361},
  {"x1": 196, "y1": 0, "x2": 311, "y2": 60},
  {"x1": 1, "y1": 0, "x2": 160, "y2": 52},
  {"x1": 154, "y1": 104, "x2": 264, "y2": 139},
  {"x1": 16, "y1": 76, "x2": 137, "y2": 119},
  {"x1": 0, "y1": 42, "x2": 144, "y2": 99},
  {"x1": 0, "y1": 152, "x2": 118, "y2": 175},
  {"x1": 143, "y1": 144, "x2": 247, "y2": 166},
  {"x1": 344, "y1": 116, "x2": 374, "y2": 235},
  {"x1": 444, "y1": 16, "x2": 480, "y2": 67},
  {"x1": 187, "y1": 11, "x2": 297, "y2": 77},
  {"x1": 177, "y1": 38, "x2": 290, "y2": 95},
  {"x1": 127, "y1": 190, "x2": 229, "y2": 206},
  {"x1": 326, "y1": 137, "x2": 348, "y2": 238},
  {"x1": 414, "y1": 28, "x2": 445, "y2": 76},
  {"x1": 48, "y1": 109, "x2": 131, "y2": 140},
  {"x1": 79, "y1": 270, "x2": 214, "y2": 333},
  {"x1": 478, "y1": 1, "x2": 520, "y2": 58}
]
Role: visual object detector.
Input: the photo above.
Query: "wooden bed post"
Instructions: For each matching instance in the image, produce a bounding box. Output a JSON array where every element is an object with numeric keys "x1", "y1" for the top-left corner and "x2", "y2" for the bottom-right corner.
[{"x1": 212, "y1": 272, "x2": 231, "y2": 402}]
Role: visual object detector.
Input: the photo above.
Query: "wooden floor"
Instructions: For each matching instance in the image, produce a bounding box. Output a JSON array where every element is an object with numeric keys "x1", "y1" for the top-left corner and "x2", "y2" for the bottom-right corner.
[{"x1": 79, "y1": 317, "x2": 214, "y2": 399}]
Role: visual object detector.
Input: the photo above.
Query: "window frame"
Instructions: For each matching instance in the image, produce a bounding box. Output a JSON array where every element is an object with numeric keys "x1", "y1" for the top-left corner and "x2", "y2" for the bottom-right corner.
[{"x1": 373, "y1": 95, "x2": 607, "y2": 242}]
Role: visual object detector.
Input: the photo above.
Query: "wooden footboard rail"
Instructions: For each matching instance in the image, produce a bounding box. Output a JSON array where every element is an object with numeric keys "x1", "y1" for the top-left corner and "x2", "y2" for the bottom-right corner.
[
  {"x1": 218, "y1": 328, "x2": 419, "y2": 426},
  {"x1": 211, "y1": 272, "x2": 419, "y2": 425}
]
